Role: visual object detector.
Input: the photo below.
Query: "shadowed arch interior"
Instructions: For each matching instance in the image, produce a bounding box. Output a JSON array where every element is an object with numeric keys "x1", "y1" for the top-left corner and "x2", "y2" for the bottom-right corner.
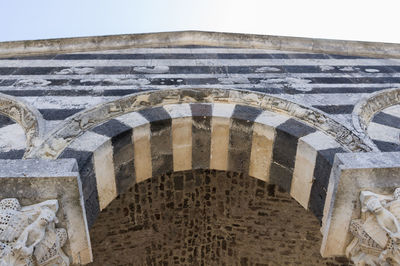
[
  {"x1": 58, "y1": 102, "x2": 347, "y2": 229},
  {"x1": 88, "y1": 169, "x2": 348, "y2": 265}
]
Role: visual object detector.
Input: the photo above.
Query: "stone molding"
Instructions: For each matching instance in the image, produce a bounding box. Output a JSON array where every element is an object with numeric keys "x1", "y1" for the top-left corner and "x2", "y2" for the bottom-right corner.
[
  {"x1": 0, "y1": 31, "x2": 400, "y2": 59},
  {"x1": 25, "y1": 88, "x2": 373, "y2": 159},
  {"x1": 352, "y1": 88, "x2": 400, "y2": 134},
  {"x1": 0, "y1": 198, "x2": 69, "y2": 266},
  {"x1": 0, "y1": 93, "x2": 44, "y2": 155}
]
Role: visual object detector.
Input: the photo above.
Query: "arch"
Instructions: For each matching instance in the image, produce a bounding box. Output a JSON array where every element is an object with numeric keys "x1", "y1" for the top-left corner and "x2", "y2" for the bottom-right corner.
[
  {"x1": 352, "y1": 87, "x2": 400, "y2": 134},
  {"x1": 352, "y1": 87, "x2": 400, "y2": 151},
  {"x1": 0, "y1": 92, "x2": 45, "y2": 154},
  {"x1": 26, "y1": 88, "x2": 373, "y2": 160},
  {"x1": 57, "y1": 101, "x2": 349, "y2": 229}
]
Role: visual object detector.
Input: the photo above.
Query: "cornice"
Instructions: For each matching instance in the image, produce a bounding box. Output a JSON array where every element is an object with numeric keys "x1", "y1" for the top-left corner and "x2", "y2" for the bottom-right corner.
[{"x1": 0, "y1": 31, "x2": 399, "y2": 58}]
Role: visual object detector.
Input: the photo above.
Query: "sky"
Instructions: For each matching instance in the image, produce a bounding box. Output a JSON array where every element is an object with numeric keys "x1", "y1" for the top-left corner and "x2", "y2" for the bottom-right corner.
[{"x1": 1, "y1": 0, "x2": 399, "y2": 43}]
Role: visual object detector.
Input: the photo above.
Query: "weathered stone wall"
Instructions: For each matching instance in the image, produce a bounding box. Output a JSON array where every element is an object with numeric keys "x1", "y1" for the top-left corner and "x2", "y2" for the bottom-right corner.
[
  {"x1": 89, "y1": 170, "x2": 350, "y2": 265},
  {"x1": 1, "y1": 46, "x2": 398, "y2": 159}
]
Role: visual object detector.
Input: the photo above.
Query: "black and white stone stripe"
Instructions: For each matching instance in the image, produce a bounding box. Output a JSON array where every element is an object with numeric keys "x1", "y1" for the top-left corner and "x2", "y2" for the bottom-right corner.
[
  {"x1": 0, "y1": 47, "x2": 399, "y2": 128},
  {"x1": 60, "y1": 103, "x2": 348, "y2": 227},
  {"x1": 368, "y1": 105, "x2": 400, "y2": 151}
]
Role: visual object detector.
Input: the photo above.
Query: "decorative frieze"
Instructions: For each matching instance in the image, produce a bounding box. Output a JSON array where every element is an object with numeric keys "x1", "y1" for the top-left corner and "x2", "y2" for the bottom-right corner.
[
  {"x1": 26, "y1": 88, "x2": 373, "y2": 160},
  {"x1": 0, "y1": 198, "x2": 69, "y2": 266}
]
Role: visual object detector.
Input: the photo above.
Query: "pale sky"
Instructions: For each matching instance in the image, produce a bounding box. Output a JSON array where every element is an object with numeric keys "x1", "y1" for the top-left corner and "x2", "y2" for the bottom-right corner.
[{"x1": 1, "y1": 0, "x2": 399, "y2": 43}]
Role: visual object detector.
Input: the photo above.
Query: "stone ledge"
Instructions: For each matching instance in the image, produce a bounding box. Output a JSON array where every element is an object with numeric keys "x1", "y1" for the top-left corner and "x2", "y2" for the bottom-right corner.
[
  {"x1": 0, "y1": 158, "x2": 77, "y2": 177},
  {"x1": 0, "y1": 31, "x2": 400, "y2": 58},
  {"x1": 0, "y1": 159, "x2": 92, "y2": 265}
]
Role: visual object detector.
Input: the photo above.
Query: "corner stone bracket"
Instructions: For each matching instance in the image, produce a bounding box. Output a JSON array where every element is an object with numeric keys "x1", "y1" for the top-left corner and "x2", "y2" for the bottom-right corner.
[
  {"x1": 321, "y1": 152, "x2": 400, "y2": 261},
  {"x1": 0, "y1": 159, "x2": 93, "y2": 265},
  {"x1": 0, "y1": 198, "x2": 69, "y2": 266},
  {"x1": 346, "y1": 189, "x2": 400, "y2": 265}
]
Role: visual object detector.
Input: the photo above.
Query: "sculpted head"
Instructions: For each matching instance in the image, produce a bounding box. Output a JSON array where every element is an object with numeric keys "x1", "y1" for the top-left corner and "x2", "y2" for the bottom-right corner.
[
  {"x1": 366, "y1": 197, "x2": 383, "y2": 213},
  {"x1": 38, "y1": 207, "x2": 57, "y2": 225}
]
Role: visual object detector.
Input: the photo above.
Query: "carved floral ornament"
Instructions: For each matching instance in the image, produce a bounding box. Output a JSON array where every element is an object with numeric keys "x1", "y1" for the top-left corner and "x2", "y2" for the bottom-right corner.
[
  {"x1": 0, "y1": 198, "x2": 69, "y2": 266},
  {"x1": 347, "y1": 189, "x2": 400, "y2": 265}
]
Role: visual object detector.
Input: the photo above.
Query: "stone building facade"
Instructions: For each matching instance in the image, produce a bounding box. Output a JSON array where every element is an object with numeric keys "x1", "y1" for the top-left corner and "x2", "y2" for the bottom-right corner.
[{"x1": 1, "y1": 31, "x2": 400, "y2": 265}]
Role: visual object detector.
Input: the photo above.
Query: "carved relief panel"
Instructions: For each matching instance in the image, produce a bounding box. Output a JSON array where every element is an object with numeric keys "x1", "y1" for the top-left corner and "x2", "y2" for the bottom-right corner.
[
  {"x1": 0, "y1": 198, "x2": 69, "y2": 266},
  {"x1": 347, "y1": 189, "x2": 400, "y2": 265}
]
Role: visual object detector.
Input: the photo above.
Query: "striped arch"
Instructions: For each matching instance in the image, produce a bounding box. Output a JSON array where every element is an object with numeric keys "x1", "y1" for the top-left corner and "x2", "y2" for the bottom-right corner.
[{"x1": 59, "y1": 102, "x2": 347, "y2": 228}]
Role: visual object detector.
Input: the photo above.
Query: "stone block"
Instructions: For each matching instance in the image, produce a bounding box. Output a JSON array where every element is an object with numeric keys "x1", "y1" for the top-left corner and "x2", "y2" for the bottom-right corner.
[
  {"x1": 210, "y1": 117, "x2": 230, "y2": 171},
  {"x1": 191, "y1": 104, "x2": 212, "y2": 170},
  {"x1": 172, "y1": 117, "x2": 192, "y2": 171},
  {"x1": 249, "y1": 123, "x2": 275, "y2": 182},
  {"x1": 93, "y1": 140, "x2": 117, "y2": 210},
  {"x1": 133, "y1": 124, "x2": 152, "y2": 183}
]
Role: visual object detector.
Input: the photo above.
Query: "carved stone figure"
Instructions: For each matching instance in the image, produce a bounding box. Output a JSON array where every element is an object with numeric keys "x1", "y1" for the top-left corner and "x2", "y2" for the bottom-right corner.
[
  {"x1": 0, "y1": 198, "x2": 69, "y2": 266},
  {"x1": 346, "y1": 188, "x2": 400, "y2": 265}
]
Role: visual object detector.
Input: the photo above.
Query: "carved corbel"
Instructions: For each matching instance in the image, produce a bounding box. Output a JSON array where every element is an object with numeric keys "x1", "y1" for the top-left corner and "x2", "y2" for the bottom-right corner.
[
  {"x1": 0, "y1": 198, "x2": 69, "y2": 266},
  {"x1": 346, "y1": 188, "x2": 400, "y2": 265}
]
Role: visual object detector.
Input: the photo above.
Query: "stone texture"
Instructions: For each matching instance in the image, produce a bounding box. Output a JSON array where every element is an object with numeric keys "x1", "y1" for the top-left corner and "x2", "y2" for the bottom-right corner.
[
  {"x1": 139, "y1": 107, "x2": 173, "y2": 177},
  {"x1": 210, "y1": 117, "x2": 230, "y2": 171},
  {"x1": 248, "y1": 123, "x2": 275, "y2": 182},
  {"x1": 112, "y1": 130, "x2": 135, "y2": 195},
  {"x1": 93, "y1": 140, "x2": 117, "y2": 210},
  {"x1": 89, "y1": 170, "x2": 350, "y2": 265},
  {"x1": 133, "y1": 124, "x2": 152, "y2": 183},
  {"x1": 172, "y1": 117, "x2": 193, "y2": 171},
  {"x1": 191, "y1": 104, "x2": 212, "y2": 170}
]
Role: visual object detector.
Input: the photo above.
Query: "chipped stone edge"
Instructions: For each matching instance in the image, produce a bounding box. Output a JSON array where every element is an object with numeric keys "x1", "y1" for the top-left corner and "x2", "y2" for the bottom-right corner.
[
  {"x1": 0, "y1": 31, "x2": 400, "y2": 58},
  {"x1": 0, "y1": 92, "x2": 45, "y2": 154},
  {"x1": 25, "y1": 88, "x2": 375, "y2": 159},
  {"x1": 352, "y1": 87, "x2": 400, "y2": 137}
]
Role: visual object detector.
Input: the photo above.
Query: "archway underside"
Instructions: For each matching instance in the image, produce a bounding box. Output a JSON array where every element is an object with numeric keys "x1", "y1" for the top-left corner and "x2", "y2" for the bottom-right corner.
[{"x1": 89, "y1": 169, "x2": 349, "y2": 265}]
